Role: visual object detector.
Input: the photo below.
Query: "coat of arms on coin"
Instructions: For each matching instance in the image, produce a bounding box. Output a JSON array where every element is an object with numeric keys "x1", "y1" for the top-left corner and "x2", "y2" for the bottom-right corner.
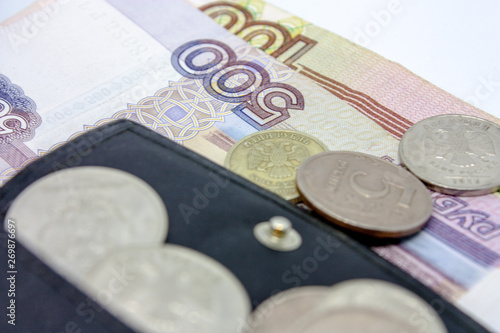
[{"x1": 225, "y1": 130, "x2": 328, "y2": 202}]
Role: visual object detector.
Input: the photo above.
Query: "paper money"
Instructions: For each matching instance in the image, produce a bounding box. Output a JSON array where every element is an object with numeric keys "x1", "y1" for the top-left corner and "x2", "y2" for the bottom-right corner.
[
  {"x1": 189, "y1": 0, "x2": 500, "y2": 133},
  {"x1": 1, "y1": 0, "x2": 499, "y2": 330},
  {"x1": 187, "y1": 0, "x2": 500, "y2": 329},
  {"x1": 0, "y1": 0, "x2": 398, "y2": 184}
]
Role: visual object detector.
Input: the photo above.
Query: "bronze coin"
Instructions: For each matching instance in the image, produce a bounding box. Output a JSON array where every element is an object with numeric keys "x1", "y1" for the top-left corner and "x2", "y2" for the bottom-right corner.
[{"x1": 225, "y1": 130, "x2": 328, "y2": 202}]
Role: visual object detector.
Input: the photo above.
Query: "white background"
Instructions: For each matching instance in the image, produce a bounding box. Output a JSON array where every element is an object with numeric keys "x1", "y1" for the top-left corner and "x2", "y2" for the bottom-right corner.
[
  {"x1": 2, "y1": 0, "x2": 500, "y2": 118},
  {"x1": 266, "y1": 0, "x2": 500, "y2": 119}
]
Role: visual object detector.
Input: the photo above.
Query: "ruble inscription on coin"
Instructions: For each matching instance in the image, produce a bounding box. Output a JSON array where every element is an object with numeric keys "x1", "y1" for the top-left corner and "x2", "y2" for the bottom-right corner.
[
  {"x1": 4, "y1": 166, "x2": 168, "y2": 284},
  {"x1": 296, "y1": 151, "x2": 432, "y2": 238},
  {"x1": 86, "y1": 245, "x2": 251, "y2": 333},
  {"x1": 225, "y1": 130, "x2": 328, "y2": 202},
  {"x1": 399, "y1": 114, "x2": 500, "y2": 196}
]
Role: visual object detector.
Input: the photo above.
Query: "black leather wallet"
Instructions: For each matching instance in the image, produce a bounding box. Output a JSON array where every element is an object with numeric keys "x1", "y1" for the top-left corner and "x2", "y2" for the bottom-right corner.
[{"x1": 0, "y1": 120, "x2": 487, "y2": 332}]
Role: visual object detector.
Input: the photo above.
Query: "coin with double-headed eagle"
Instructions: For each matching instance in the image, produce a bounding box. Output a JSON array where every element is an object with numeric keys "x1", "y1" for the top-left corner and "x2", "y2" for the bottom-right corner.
[
  {"x1": 399, "y1": 114, "x2": 500, "y2": 196},
  {"x1": 225, "y1": 130, "x2": 328, "y2": 202}
]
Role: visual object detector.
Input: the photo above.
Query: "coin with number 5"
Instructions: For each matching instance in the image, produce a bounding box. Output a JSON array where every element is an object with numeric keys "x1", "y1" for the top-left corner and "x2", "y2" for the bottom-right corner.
[{"x1": 296, "y1": 151, "x2": 432, "y2": 238}]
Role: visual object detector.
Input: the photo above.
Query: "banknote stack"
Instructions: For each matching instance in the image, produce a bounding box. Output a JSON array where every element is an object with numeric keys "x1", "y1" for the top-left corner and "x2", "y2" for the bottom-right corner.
[{"x1": 1, "y1": 0, "x2": 499, "y2": 331}]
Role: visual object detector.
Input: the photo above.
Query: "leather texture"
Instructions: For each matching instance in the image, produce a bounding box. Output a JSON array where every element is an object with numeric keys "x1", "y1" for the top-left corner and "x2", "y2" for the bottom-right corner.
[{"x1": 0, "y1": 119, "x2": 487, "y2": 332}]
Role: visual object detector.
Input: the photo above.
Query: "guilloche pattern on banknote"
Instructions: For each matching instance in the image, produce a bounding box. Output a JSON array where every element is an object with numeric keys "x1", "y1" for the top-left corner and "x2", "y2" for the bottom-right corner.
[
  {"x1": 0, "y1": 74, "x2": 41, "y2": 168},
  {"x1": 0, "y1": 0, "x2": 398, "y2": 183}
]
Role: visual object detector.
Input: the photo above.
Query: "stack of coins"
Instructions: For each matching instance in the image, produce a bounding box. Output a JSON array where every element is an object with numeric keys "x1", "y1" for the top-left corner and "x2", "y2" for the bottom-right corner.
[
  {"x1": 246, "y1": 279, "x2": 447, "y2": 333},
  {"x1": 228, "y1": 115, "x2": 500, "y2": 239},
  {"x1": 5, "y1": 166, "x2": 251, "y2": 333},
  {"x1": 7, "y1": 115, "x2": 498, "y2": 330},
  {"x1": 227, "y1": 130, "x2": 433, "y2": 238}
]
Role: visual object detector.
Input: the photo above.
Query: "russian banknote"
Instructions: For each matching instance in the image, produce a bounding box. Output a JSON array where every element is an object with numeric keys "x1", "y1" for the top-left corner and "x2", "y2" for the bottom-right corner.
[
  {"x1": 1, "y1": 0, "x2": 499, "y2": 330},
  {"x1": 187, "y1": 0, "x2": 500, "y2": 329},
  {"x1": 189, "y1": 0, "x2": 500, "y2": 134},
  {"x1": 0, "y1": 0, "x2": 398, "y2": 179}
]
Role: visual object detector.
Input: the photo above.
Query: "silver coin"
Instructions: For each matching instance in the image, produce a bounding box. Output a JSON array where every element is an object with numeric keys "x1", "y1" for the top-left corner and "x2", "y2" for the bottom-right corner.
[
  {"x1": 399, "y1": 114, "x2": 500, "y2": 196},
  {"x1": 85, "y1": 245, "x2": 251, "y2": 333},
  {"x1": 4, "y1": 166, "x2": 168, "y2": 284},
  {"x1": 296, "y1": 151, "x2": 432, "y2": 238},
  {"x1": 291, "y1": 279, "x2": 447, "y2": 333},
  {"x1": 247, "y1": 286, "x2": 332, "y2": 333}
]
